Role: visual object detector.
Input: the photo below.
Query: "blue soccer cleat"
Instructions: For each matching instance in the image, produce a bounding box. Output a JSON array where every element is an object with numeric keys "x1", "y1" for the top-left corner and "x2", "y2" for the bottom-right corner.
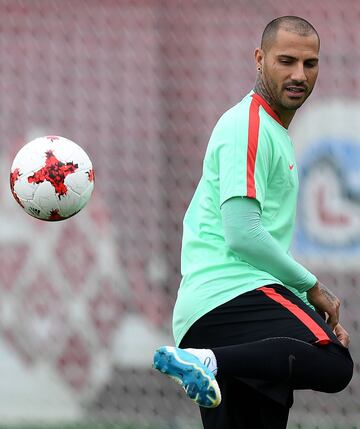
[{"x1": 153, "y1": 346, "x2": 221, "y2": 408}]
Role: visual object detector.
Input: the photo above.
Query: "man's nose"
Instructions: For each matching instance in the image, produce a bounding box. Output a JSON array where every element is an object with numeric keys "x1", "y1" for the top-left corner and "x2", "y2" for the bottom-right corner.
[{"x1": 291, "y1": 64, "x2": 306, "y2": 82}]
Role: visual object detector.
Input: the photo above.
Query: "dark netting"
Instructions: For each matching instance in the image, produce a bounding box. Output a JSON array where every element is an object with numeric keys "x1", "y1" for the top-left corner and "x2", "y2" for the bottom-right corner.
[{"x1": 0, "y1": 1, "x2": 359, "y2": 427}]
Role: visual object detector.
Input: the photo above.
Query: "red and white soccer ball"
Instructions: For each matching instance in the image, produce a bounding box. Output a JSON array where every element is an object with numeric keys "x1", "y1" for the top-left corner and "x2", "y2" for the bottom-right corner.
[{"x1": 10, "y1": 135, "x2": 95, "y2": 221}]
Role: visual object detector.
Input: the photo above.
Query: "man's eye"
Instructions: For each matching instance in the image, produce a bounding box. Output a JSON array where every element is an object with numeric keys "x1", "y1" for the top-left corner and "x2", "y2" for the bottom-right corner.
[{"x1": 280, "y1": 60, "x2": 291, "y2": 64}]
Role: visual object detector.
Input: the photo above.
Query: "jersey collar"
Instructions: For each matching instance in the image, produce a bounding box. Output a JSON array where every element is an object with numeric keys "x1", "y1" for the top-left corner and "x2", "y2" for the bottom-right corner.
[{"x1": 251, "y1": 93, "x2": 284, "y2": 127}]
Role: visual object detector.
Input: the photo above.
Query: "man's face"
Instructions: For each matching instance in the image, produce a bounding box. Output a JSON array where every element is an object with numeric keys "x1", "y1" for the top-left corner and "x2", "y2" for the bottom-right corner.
[{"x1": 258, "y1": 28, "x2": 319, "y2": 111}]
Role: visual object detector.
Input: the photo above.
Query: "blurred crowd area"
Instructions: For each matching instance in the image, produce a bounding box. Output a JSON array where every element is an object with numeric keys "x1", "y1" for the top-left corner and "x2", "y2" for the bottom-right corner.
[{"x1": 0, "y1": 0, "x2": 359, "y2": 428}]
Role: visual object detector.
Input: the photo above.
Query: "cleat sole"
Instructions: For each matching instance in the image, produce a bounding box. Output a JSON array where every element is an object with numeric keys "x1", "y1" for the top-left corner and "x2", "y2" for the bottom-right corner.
[{"x1": 153, "y1": 346, "x2": 221, "y2": 408}]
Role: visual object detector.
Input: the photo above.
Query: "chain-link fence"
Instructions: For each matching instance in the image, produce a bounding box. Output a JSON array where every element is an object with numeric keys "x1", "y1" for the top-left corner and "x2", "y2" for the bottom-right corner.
[{"x1": 0, "y1": 0, "x2": 359, "y2": 428}]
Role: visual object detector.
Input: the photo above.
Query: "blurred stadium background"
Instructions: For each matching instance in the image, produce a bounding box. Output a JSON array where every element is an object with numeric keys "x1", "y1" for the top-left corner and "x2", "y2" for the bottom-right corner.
[{"x1": 0, "y1": 0, "x2": 359, "y2": 428}]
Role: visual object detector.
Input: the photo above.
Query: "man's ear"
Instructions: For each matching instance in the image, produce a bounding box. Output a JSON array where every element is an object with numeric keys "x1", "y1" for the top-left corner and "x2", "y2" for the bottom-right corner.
[{"x1": 254, "y1": 48, "x2": 264, "y2": 70}]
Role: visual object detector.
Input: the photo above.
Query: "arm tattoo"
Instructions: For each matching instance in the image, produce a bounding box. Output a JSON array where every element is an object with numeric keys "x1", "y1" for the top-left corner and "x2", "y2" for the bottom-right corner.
[{"x1": 320, "y1": 286, "x2": 338, "y2": 304}]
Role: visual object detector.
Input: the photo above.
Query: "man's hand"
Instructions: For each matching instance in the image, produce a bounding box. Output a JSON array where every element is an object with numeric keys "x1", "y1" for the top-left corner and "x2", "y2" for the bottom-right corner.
[
  {"x1": 307, "y1": 281, "x2": 340, "y2": 330},
  {"x1": 334, "y1": 323, "x2": 350, "y2": 348},
  {"x1": 307, "y1": 282, "x2": 350, "y2": 347}
]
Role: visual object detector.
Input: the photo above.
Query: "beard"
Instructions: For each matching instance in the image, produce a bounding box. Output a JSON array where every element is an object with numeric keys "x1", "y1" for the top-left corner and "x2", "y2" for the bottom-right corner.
[
  {"x1": 265, "y1": 74, "x2": 312, "y2": 111},
  {"x1": 280, "y1": 96, "x2": 306, "y2": 110}
]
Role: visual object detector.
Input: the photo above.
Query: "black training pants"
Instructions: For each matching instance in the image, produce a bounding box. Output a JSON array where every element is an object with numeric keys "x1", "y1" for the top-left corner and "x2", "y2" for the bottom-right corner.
[{"x1": 180, "y1": 284, "x2": 353, "y2": 429}]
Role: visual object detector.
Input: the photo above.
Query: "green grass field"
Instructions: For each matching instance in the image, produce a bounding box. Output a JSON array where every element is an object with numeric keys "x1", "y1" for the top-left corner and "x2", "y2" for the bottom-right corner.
[
  {"x1": 0, "y1": 422, "x2": 359, "y2": 429},
  {"x1": 0, "y1": 425, "x2": 173, "y2": 429},
  {"x1": 0, "y1": 425, "x2": 160, "y2": 429},
  {"x1": 8, "y1": 422, "x2": 330, "y2": 429},
  {"x1": 0, "y1": 422, "x2": 194, "y2": 429}
]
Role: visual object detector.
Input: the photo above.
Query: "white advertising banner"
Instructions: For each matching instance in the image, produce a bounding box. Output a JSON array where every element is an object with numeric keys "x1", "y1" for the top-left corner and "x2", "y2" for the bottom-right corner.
[{"x1": 291, "y1": 99, "x2": 360, "y2": 269}]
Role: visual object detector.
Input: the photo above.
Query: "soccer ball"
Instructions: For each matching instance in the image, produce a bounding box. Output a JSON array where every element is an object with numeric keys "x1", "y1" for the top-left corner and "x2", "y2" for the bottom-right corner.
[{"x1": 10, "y1": 135, "x2": 95, "y2": 221}]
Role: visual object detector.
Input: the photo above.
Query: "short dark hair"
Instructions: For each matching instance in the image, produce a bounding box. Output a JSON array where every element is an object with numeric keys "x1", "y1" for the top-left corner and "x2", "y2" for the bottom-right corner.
[{"x1": 261, "y1": 16, "x2": 320, "y2": 51}]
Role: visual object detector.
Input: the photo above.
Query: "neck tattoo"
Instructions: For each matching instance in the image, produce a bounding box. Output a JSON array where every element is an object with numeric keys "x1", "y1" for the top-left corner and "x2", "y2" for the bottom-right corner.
[{"x1": 254, "y1": 75, "x2": 273, "y2": 108}]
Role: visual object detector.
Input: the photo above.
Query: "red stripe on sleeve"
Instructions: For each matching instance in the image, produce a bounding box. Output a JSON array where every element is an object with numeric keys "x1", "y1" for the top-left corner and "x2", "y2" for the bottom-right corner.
[
  {"x1": 251, "y1": 93, "x2": 283, "y2": 126},
  {"x1": 258, "y1": 286, "x2": 331, "y2": 345},
  {"x1": 246, "y1": 98, "x2": 261, "y2": 198}
]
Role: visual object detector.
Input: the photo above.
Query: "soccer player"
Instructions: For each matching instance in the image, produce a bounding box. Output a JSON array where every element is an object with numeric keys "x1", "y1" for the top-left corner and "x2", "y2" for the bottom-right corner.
[{"x1": 153, "y1": 16, "x2": 353, "y2": 428}]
